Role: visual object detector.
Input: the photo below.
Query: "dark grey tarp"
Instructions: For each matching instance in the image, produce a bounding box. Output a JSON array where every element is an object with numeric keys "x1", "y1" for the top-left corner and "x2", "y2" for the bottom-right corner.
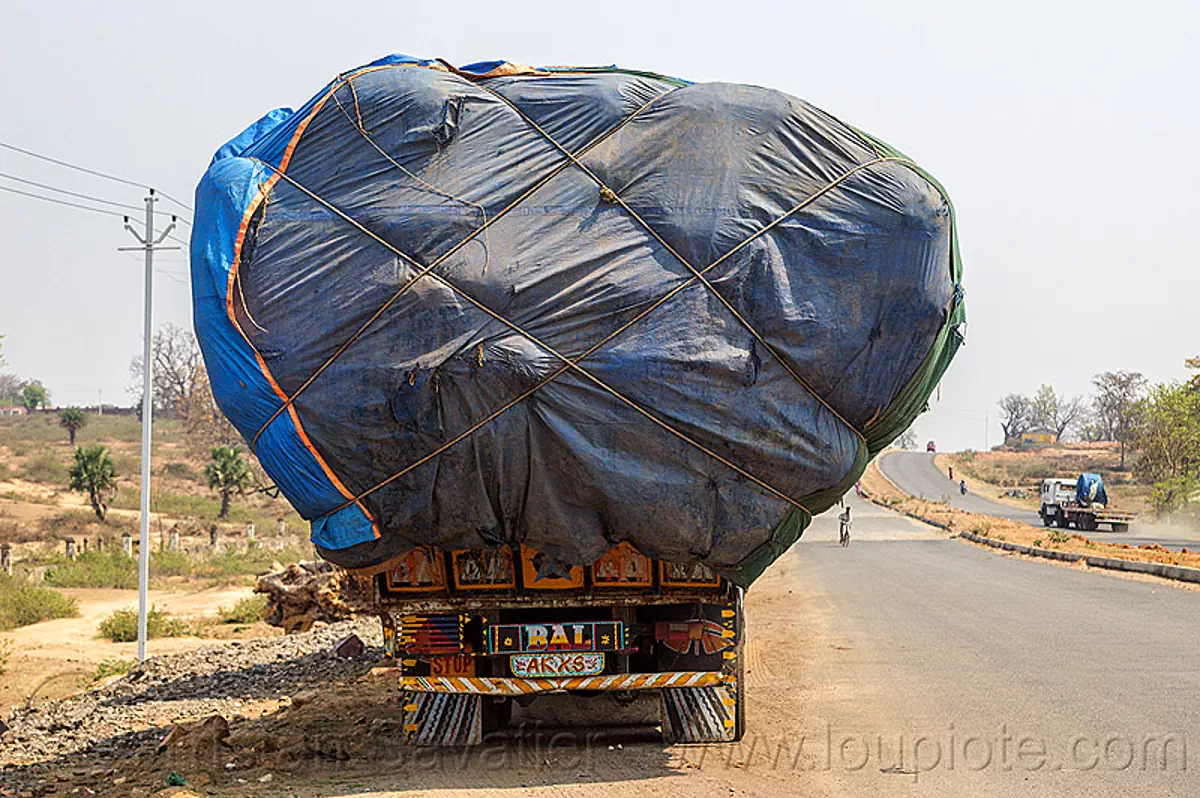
[{"x1": 191, "y1": 57, "x2": 965, "y2": 586}]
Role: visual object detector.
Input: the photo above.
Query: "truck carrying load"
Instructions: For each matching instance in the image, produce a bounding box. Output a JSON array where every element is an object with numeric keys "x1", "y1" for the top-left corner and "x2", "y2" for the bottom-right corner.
[
  {"x1": 190, "y1": 55, "x2": 964, "y2": 587},
  {"x1": 1039, "y1": 474, "x2": 1133, "y2": 533}
]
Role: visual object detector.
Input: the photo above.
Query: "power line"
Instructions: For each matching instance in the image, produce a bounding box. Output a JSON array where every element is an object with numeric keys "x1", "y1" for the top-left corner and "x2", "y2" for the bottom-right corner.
[
  {"x1": 0, "y1": 183, "x2": 127, "y2": 218},
  {"x1": 0, "y1": 139, "x2": 193, "y2": 214},
  {"x1": 1, "y1": 184, "x2": 191, "y2": 244},
  {"x1": 0, "y1": 170, "x2": 145, "y2": 214}
]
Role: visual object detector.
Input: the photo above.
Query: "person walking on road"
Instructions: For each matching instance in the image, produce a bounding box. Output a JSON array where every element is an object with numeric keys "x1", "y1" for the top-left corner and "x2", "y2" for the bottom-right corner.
[
  {"x1": 959, "y1": 479, "x2": 967, "y2": 496},
  {"x1": 839, "y1": 506, "x2": 852, "y2": 547},
  {"x1": 948, "y1": 466, "x2": 954, "y2": 481}
]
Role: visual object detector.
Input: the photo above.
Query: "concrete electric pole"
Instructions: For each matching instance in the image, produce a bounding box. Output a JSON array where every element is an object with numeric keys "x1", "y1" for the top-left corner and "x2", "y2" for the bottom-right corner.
[{"x1": 120, "y1": 190, "x2": 177, "y2": 662}]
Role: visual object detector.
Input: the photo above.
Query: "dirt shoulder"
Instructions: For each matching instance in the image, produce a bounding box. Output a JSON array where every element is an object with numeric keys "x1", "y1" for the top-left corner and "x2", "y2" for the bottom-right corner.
[
  {"x1": 0, "y1": 558, "x2": 851, "y2": 798},
  {"x1": 862, "y1": 456, "x2": 1200, "y2": 572}
]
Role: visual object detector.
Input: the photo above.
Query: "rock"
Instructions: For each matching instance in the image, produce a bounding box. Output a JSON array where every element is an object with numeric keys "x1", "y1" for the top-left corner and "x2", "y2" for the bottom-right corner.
[
  {"x1": 290, "y1": 690, "x2": 318, "y2": 709},
  {"x1": 333, "y1": 634, "x2": 364, "y2": 659},
  {"x1": 258, "y1": 773, "x2": 274, "y2": 783}
]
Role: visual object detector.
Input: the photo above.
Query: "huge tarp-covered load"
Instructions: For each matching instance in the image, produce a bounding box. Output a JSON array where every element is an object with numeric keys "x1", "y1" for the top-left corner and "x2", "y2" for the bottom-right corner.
[{"x1": 191, "y1": 55, "x2": 965, "y2": 586}]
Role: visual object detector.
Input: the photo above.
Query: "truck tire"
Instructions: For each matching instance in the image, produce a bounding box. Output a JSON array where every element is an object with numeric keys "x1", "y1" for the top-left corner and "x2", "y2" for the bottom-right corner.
[
  {"x1": 1056, "y1": 512, "x2": 1069, "y2": 529},
  {"x1": 1112, "y1": 523, "x2": 1130, "y2": 534},
  {"x1": 1040, "y1": 507, "x2": 1052, "y2": 527}
]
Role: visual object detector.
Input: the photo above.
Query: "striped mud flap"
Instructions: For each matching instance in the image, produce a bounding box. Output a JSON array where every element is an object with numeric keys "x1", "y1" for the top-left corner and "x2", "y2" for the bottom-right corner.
[
  {"x1": 661, "y1": 682, "x2": 739, "y2": 743},
  {"x1": 399, "y1": 691, "x2": 483, "y2": 746}
]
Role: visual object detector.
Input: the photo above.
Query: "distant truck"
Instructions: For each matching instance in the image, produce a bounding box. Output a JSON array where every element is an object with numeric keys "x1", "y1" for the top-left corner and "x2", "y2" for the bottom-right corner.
[{"x1": 1038, "y1": 474, "x2": 1133, "y2": 533}]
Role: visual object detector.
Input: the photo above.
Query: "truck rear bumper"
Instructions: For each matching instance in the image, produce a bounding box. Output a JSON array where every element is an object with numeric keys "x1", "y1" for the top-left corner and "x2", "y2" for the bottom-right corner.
[{"x1": 401, "y1": 671, "x2": 727, "y2": 696}]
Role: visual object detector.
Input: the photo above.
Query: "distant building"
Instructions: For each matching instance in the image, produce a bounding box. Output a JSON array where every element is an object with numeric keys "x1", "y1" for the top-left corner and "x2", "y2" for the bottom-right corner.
[
  {"x1": 1019, "y1": 428, "x2": 1057, "y2": 446},
  {"x1": 0, "y1": 405, "x2": 27, "y2": 416}
]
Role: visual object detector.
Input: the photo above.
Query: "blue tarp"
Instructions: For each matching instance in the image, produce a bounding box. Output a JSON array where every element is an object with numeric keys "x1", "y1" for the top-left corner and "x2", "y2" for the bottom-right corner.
[
  {"x1": 190, "y1": 56, "x2": 965, "y2": 585},
  {"x1": 1077, "y1": 473, "x2": 1108, "y2": 507}
]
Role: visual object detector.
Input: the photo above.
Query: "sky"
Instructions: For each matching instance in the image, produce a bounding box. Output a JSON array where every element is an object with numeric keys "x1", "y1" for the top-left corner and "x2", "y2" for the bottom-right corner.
[{"x1": 0, "y1": 0, "x2": 1195, "y2": 451}]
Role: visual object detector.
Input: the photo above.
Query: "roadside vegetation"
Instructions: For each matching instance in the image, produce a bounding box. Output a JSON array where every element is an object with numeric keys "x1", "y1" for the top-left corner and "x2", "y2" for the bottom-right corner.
[
  {"x1": 36, "y1": 544, "x2": 312, "y2": 590},
  {"x1": 97, "y1": 606, "x2": 187, "y2": 642},
  {"x1": 217, "y1": 594, "x2": 268, "y2": 624},
  {"x1": 0, "y1": 574, "x2": 79, "y2": 631},
  {"x1": 985, "y1": 358, "x2": 1200, "y2": 521}
]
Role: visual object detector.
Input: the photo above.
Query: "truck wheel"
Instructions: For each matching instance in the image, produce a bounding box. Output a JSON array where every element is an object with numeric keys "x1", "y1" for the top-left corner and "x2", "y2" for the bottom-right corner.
[
  {"x1": 1040, "y1": 507, "x2": 1052, "y2": 527},
  {"x1": 1112, "y1": 523, "x2": 1130, "y2": 534},
  {"x1": 1056, "y1": 512, "x2": 1069, "y2": 529}
]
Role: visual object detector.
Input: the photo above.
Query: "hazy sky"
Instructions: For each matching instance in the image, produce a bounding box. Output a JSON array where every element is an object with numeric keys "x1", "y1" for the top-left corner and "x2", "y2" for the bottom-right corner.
[{"x1": 1, "y1": 0, "x2": 1195, "y2": 451}]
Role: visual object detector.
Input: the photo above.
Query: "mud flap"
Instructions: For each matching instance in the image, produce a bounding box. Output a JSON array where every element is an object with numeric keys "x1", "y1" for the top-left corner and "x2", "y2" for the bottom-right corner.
[
  {"x1": 399, "y1": 691, "x2": 483, "y2": 746},
  {"x1": 661, "y1": 683, "x2": 738, "y2": 743}
]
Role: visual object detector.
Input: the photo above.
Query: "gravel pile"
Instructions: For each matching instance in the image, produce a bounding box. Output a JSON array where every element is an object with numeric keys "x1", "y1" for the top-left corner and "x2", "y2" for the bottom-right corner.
[{"x1": 0, "y1": 618, "x2": 382, "y2": 772}]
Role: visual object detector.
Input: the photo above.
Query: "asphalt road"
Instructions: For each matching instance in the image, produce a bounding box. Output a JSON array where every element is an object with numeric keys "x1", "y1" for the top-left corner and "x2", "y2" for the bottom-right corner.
[
  {"x1": 782, "y1": 495, "x2": 1200, "y2": 797},
  {"x1": 879, "y1": 451, "x2": 1200, "y2": 550}
]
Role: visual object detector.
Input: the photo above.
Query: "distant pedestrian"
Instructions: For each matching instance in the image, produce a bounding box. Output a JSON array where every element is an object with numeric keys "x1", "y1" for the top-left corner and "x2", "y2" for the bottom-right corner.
[
  {"x1": 960, "y1": 479, "x2": 967, "y2": 496},
  {"x1": 948, "y1": 466, "x2": 954, "y2": 481},
  {"x1": 839, "y1": 506, "x2": 852, "y2": 547},
  {"x1": 854, "y1": 481, "x2": 863, "y2": 498}
]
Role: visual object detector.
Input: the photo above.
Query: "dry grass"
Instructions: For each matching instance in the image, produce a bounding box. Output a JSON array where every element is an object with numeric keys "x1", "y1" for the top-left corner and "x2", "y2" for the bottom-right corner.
[{"x1": 863, "y1": 456, "x2": 1200, "y2": 571}]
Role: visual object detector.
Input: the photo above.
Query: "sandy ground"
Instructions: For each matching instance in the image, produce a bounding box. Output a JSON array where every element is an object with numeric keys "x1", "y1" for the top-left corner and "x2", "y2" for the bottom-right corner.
[{"x1": 0, "y1": 585, "x2": 255, "y2": 716}]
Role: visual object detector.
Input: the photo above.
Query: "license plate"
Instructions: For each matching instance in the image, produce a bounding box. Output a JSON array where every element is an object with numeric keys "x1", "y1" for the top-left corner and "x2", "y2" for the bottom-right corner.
[
  {"x1": 511, "y1": 653, "x2": 605, "y2": 678},
  {"x1": 430, "y1": 654, "x2": 476, "y2": 677},
  {"x1": 490, "y1": 621, "x2": 623, "y2": 654}
]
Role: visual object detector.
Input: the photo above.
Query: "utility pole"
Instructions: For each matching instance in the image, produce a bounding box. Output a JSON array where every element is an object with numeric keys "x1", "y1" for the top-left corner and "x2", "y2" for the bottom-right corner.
[{"x1": 119, "y1": 190, "x2": 177, "y2": 662}]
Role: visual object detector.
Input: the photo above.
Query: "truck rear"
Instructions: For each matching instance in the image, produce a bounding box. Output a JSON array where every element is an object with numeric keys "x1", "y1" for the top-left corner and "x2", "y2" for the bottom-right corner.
[{"x1": 376, "y1": 542, "x2": 743, "y2": 745}]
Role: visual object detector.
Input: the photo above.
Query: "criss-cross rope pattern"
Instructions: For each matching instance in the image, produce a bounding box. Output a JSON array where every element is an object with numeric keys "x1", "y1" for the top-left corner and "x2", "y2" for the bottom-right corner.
[{"x1": 238, "y1": 69, "x2": 932, "y2": 525}]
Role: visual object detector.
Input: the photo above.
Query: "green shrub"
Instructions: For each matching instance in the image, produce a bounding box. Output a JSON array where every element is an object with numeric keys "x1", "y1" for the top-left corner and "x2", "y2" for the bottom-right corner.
[
  {"x1": 0, "y1": 575, "x2": 80, "y2": 630},
  {"x1": 93, "y1": 657, "x2": 135, "y2": 681},
  {"x1": 1032, "y1": 538, "x2": 1043, "y2": 548},
  {"x1": 97, "y1": 606, "x2": 186, "y2": 642},
  {"x1": 151, "y1": 548, "x2": 192, "y2": 578},
  {"x1": 1048, "y1": 530, "x2": 1070, "y2": 545},
  {"x1": 44, "y1": 550, "x2": 137, "y2": 589},
  {"x1": 217, "y1": 594, "x2": 267, "y2": 624}
]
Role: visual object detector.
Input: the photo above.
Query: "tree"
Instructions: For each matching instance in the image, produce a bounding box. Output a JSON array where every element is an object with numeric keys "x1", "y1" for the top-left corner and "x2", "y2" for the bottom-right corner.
[
  {"x1": 997, "y1": 394, "x2": 1032, "y2": 442},
  {"x1": 1029, "y1": 384, "x2": 1085, "y2": 441},
  {"x1": 21, "y1": 382, "x2": 48, "y2": 411},
  {"x1": 205, "y1": 445, "x2": 251, "y2": 519},
  {"x1": 129, "y1": 324, "x2": 203, "y2": 418},
  {"x1": 1187, "y1": 356, "x2": 1200, "y2": 391},
  {"x1": 186, "y1": 363, "x2": 240, "y2": 447},
  {"x1": 1093, "y1": 371, "x2": 1147, "y2": 468},
  {"x1": 898, "y1": 427, "x2": 917, "y2": 450},
  {"x1": 1133, "y1": 382, "x2": 1200, "y2": 513},
  {"x1": 58, "y1": 407, "x2": 87, "y2": 446},
  {"x1": 68, "y1": 445, "x2": 118, "y2": 520},
  {"x1": 0, "y1": 373, "x2": 23, "y2": 405}
]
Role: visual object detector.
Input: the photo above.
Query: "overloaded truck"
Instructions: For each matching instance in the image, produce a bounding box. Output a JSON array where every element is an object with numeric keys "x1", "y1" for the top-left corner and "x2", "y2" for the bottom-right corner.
[
  {"x1": 1038, "y1": 473, "x2": 1133, "y2": 533},
  {"x1": 191, "y1": 54, "x2": 964, "y2": 744}
]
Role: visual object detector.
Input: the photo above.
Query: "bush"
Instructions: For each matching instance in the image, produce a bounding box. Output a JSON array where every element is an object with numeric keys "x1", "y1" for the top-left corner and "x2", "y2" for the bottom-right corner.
[
  {"x1": 1048, "y1": 530, "x2": 1070, "y2": 545},
  {"x1": 0, "y1": 575, "x2": 80, "y2": 630},
  {"x1": 44, "y1": 550, "x2": 137, "y2": 589},
  {"x1": 97, "y1": 606, "x2": 187, "y2": 642},
  {"x1": 93, "y1": 657, "x2": 135, "y2": 681},
  {"x1": 217, "y1": 594, "x2": 268, "y2": 624}
]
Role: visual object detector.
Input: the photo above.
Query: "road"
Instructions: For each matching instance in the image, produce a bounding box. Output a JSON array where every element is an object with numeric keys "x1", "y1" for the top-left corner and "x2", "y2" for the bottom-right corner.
[
  {"x1": 879, "y1": 450, "x2": 1200, "y2": 550},
  {"x1": 752, "y1": 494, "x2": 1199, "y2": 797}
]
